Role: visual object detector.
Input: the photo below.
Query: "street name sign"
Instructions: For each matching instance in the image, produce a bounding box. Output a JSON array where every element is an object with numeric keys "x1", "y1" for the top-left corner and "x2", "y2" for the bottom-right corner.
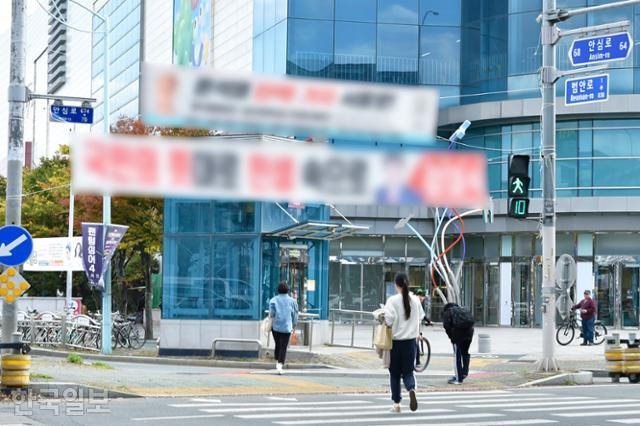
[
  {"x1": 569, "y1": 32, "x2": 632, "y2": 66},
  {"x1": 565, "y1": 74, "x2": 608, "y2": 106},
  {"x1": 50, "y1": 105, "x2": 94, "y2": 124},
  {"x1": 0, "y1": 226, "x2": 34, "y2": 267}
]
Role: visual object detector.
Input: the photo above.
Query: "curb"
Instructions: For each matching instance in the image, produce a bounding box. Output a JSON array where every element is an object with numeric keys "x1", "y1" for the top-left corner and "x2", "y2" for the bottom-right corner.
[
  {"x1": 3, "y1": 382, "x2": 142, "y2": 399},
  {"x1": 519, "y1": 371, "x2": 593, "y2": 387},
  {"x1": 30, "y1": 348, "x2": 334, "y2": 370}
]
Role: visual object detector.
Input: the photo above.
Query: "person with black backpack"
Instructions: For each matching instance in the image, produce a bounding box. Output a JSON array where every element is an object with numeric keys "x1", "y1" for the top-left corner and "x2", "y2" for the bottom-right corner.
[{"x1": 442, "y1": 302, "x2": 475, "y2": 385}]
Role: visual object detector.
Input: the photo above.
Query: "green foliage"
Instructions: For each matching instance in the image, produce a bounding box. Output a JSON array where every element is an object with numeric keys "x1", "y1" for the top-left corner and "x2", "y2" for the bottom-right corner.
[
  {"x1": 67, "y1": 353, "x2": 84, "y2": 364},
  {"x1": 90, "y1": 361, "x2": 113, "y2": 370}
]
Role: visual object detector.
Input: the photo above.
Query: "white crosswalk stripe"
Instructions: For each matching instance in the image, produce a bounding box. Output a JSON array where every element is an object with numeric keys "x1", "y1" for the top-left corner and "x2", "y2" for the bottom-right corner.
[
  {"x1": 237, "y1": 408, "x2": 451, "y2": 420},
  {"x1": 555, "y1": 410, "x2": 640, "y2": 418},
  {"x1": 274, "y1": 413, "x2": 503, "y2": 425},
  {"x1": 144, "y1": 389, "x2": 640, "y2": 425},
  {"x1": 506, "y1": 402, "x2": 640, "y2": 412}
]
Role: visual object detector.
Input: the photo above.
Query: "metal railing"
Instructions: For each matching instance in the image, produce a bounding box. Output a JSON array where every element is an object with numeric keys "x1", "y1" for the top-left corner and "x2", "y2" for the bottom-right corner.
[
  {"x1": 264, "y1": 311, "x2": 319, "y2": 352},
  {"x1": 329, "y1": 309, "x2": 377, "y2": 349}
]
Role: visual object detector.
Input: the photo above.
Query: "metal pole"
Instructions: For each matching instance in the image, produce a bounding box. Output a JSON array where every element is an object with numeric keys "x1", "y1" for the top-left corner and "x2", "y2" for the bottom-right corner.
[
  {"x1": 66, "y1": 189, "x2": 74, "y2": 313},
  {"x1": 101, "y1": 16, "x2": 112, "y2": 355},
  {"x1": 2, "y1": 0, "x2": 26, "y2": 352},
  {"x1": 538, "y1": 0, "x2": 559, "y2": 372}
]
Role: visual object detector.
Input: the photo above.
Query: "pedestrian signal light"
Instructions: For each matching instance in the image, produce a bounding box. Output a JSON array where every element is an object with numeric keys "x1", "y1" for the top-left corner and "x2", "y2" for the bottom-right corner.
[
  {"x1": 508, "y1": 155, "x2": 530, "y2": 219},
  {"x1": 0, "y1": 267, "x2": 30, "y2": 303}
]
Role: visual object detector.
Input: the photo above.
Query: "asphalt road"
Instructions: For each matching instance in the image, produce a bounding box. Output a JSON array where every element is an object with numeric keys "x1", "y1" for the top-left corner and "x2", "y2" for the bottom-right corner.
[{"x1": 2, "y1": 383, "x2": 640, "y2": 426}]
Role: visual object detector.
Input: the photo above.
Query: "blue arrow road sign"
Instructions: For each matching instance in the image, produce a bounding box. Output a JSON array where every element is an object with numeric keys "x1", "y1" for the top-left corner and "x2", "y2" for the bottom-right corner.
[
  {"x1": 50, "y1": 105, "x2": 94, "y2": 124},
  {"x1": 569, "y1": 32, "x2": 632, "y2": 66},
  {"x1": 0, "y1": 226, "x2": 33, "y2": 266},
  {"x1": 565, "y1": 74, "x2": 609, "y2": 106}
]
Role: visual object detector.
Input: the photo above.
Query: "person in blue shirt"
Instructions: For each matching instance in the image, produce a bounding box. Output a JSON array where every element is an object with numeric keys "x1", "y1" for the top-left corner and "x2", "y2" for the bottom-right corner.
[{"x1": 269, "y1": 282, "x2": 299, "y2": 374}]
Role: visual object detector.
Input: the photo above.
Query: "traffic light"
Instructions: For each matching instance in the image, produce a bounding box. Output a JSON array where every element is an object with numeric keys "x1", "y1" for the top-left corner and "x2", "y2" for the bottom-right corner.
[{"x1": 508, "y1": 155, "x2": 530, "y2": 219}]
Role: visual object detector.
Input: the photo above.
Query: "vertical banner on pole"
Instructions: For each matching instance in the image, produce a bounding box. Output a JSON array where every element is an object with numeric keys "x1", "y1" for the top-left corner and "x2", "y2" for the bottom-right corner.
[
  {"x1": 102, "y1": 225, "x2": 128, "y2": 271},
  {"x1": 81, "y1": 223, "x2": 104, "y2": 290}
]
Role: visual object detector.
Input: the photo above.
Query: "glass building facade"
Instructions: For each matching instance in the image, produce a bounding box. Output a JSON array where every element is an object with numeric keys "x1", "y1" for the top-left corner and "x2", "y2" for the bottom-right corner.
[
  {"x1": 250, "y1": 0, "x2": 640, "y2": 330},
  {"x1": 91, "y1": 0, "x2": 142, "y2": 128}
]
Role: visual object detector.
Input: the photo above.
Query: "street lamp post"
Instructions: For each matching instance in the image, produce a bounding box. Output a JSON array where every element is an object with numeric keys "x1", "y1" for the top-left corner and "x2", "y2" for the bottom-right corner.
[{"x1": 39, "y1": 0, "x2": 112, "y2": 353}]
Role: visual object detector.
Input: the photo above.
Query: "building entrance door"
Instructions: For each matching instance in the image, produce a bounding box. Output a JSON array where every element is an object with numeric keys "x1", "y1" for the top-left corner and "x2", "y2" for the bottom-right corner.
[
  {"x1": 461, "y1": 262, "x2": 500, "y2": 326},
  {"x1": 621, "y1": 265, "x2": 640, "y2": 328},
  {"x1": 279, "y1": 246, "x2": 308, "y2": 311},
  {"x1": 595, "y1": 265, "x2": 615, "y2": 327},
  {"x1": 512, "y1": 261, "x2": 533, "y2": 327}
]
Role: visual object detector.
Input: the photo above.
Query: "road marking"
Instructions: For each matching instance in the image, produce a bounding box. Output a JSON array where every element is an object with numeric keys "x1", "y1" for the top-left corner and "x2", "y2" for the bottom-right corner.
[
  {"x1": 416, "y1": 396, "x2": 572, "y2": 405},
  {"x1": 610, "y1": 420, "x2": 640, "y2": 424},
  {"x1": 237, "y1": 408, "x2": 451, "y2": 419},
  {"x1": 505, "y1": 401, "x2": 640, "y2": 412},
  {"x1": 392, "y1": 421, "x2": 557, "y2": 426},
  {"x1": 462, "y1": 397, "x2": 594, "y2": 408},
  {"x1": 345, "y1": 390, "x2": 511, "y2": 397},
  {"x1": 275, "y1": 412, "x2": 502, "y2": 425},
  {"x1": 200, "y1": 404, "x2": 378, "y2": 414},
  {"x1": 375, "y1": 393, "x2": 550, "y2": 401},
  {"x1": 267, "y1": 396, "x2": 298, "y2": 401},
  {"x1": 555, "y1": 410, "x2": 640, "y2": 418},
  {"x1": 131, "y1": 414, "x2": 224, "y2": 422},
  {"x1": 170, "y1": 400, "x2": 373, "y2": 408},
  {"x1": 190, "y1": 398, "x2": 221, "y2": 403}
]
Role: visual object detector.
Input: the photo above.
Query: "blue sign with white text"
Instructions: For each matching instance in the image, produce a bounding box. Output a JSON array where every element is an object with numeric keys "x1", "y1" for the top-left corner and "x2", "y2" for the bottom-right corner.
[
  {"x1": 565, "y1": 74, "x2": 609, "y2": 106},
  {"x1": 50, "y1": 105, "x2": 94, "y2": 124},
  {"x1": 569, "y1": 32, "x2": 632, "y2": 66},
  {"x1": 0, "y1": 225, "x2": 33, "y2": 267}
]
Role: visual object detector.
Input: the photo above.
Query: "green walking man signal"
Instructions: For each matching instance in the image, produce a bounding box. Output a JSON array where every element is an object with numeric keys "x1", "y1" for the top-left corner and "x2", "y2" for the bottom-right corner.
[{"x1": 508, "y1": 155, "x2": 530, "y2": 219}]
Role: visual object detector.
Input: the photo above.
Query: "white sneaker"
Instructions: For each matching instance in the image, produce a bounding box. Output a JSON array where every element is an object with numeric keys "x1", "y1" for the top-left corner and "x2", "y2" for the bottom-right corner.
[
  {"x1": 276, "y1": 363, "x2": 283, "y2": 375},
  {"x1": 389, "y1": 403, "x2": 401, "y2": 413}
]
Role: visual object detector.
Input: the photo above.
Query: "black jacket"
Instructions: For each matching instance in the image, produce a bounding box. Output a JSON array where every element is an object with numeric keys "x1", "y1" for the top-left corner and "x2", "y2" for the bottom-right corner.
[{"x1": 442, "y1": 303, "x2": 474, "y2": 344}]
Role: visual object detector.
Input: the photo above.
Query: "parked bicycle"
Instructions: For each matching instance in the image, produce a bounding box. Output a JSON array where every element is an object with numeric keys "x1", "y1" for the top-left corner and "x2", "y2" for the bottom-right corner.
[
  {"x1": 556, "y1": 311, "x2": 607, "y2": 346},
  {"x1": 111, "y1": 313, "x2": 146, "y2": 350}
]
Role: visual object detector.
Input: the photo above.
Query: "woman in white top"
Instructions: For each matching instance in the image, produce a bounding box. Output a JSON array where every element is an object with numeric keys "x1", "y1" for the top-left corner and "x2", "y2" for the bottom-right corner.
[{"x1": 384, "y1": 272, "x2": 424, "y2": 413}]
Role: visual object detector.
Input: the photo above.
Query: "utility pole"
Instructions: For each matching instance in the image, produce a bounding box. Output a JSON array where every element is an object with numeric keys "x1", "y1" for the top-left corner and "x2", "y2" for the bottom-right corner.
[
  {"x1": 539, "y1": 0, "x2": 559, "y2": 372},
  {"x1": 2, "y1": 0, "x2": 26, "y2": 349},
  {"x1": 538, "y1": 0, "x2": 640, "y2": 372}
]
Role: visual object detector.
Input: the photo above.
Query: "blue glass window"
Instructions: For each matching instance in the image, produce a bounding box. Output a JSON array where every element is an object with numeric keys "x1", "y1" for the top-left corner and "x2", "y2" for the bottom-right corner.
[
  {"x1": 419, "y1": 26, "x2": 460, "y2": 85},
  {"x1": 509, "y1": 0, "x2": 541, "y2": 13},
  {"x1": 377, "y1": 24, "x2": 419, "y2": 84},
  {"x1": 378, "y1": 0, "x2": 419, "y2": 24},
  {"x1": 263, "y1": 0, "x2": 276, "y2": 30},
  {"x1": 508, "y1": 12, "x2": 541, "y2": 75},
  {"x1": 213, "y1": 202, "x2": 257, "y2": 233},
  {"x1": 289, "y1": 0, "x2": 334, "y2": 20},
  {"x1": 334, "y1": 22, "x2": 376, "y2": 81},
  {"x1": 165, "y1": 200, "x2": 211, "y2": 233},
  {"x1": 254, "y1": 0, "x2": 265, "y2": 35},
  {"x1": 419, "y1": 0, "x2": 461, "y2": 26},
  {"x1": 335, "y1": 0, "x2": 376, "y2": 22},
  {"x1": 287, "y1": 19, "x2": 334, "y2": 77}
]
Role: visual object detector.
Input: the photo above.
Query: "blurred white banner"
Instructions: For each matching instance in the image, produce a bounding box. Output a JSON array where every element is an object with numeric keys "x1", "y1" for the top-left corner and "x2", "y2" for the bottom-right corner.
[
  {"x1": 141, "y1": 63, "x2": 439, "y2": 144},
  {"x1": 72, "y1": 134, "x2": 489, "y2": 209},
  {"x1": 24, "y1": 237, "x2": 83, "y2": 272}
]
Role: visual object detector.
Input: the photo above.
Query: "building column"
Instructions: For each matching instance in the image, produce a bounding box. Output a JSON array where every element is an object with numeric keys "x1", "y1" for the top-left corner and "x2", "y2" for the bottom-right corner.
[{"x1": 500, "y1": 263, "x2": 512, "y2": 326}]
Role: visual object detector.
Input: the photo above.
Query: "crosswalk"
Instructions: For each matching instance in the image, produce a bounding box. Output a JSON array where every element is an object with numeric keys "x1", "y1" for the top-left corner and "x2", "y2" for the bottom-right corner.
[{"x1": 131, "y1": 389, "x2": 640, "y2": 425}]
